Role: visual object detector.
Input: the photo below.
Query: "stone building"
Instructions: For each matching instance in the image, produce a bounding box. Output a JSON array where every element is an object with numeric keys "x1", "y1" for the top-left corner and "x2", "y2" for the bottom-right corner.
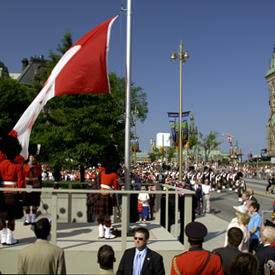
[
  {"x1": 17, "y1": 56, "x2": 46, "y2": 86},
  {"x1": 266, "y1": 48, "x2": 275, "y2": 157}
]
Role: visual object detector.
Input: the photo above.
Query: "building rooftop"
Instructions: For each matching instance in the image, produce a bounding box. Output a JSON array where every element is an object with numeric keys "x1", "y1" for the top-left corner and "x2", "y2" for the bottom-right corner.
[{"x1": 266, "y1": 48, "x2": 275, "y2": 77}]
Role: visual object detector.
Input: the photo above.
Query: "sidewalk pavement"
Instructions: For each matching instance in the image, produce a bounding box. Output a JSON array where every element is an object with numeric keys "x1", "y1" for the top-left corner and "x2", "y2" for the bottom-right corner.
[
  {"x1": 196, "y1": 213, "x2": 228, "y2": 251},
  {"x1": 171, "y1": 212, "x2": 229, "y2": 251}
]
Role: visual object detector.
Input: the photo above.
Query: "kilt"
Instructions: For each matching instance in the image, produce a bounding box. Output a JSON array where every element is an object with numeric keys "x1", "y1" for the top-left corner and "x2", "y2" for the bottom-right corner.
[
  {"x1": 0, "y1": 193, "x2": 17, "y2": 220},
  {"x1": 92, "y1": 194, "x2": 113, "y2": 216},
  {"x1": 23, "y1": 187, "x2": 41, "y2": 207}
]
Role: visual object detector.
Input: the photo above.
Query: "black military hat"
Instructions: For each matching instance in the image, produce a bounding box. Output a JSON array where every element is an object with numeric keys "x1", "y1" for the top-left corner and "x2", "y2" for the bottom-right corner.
[{"x1": 185, "y1": 222, "x2": 207, "y2": 240}]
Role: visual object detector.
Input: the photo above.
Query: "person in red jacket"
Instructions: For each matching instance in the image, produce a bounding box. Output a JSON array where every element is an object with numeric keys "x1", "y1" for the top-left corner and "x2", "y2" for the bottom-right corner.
[
  {"x1": 0, "y1": 135, "x2": 25, "y2": 245},
  {"x1": 89, "y1": 145, "x2": 120, "y2": 239},
  {"x1": 171, "y1": 221, "x2": 224, "y2": 275},
  {"x1": 23, "y1": 152, "x2": 42, "y2": 225}
]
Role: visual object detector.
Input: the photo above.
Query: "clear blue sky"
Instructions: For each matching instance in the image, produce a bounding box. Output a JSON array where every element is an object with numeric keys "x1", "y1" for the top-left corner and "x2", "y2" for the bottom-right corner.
[{"x1": 1, "y1": 0, "x2": 274, "y2": 158}]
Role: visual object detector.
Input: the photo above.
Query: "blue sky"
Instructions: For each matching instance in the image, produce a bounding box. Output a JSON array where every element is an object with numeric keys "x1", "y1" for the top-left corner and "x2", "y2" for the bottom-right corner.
[{"x1": 1, "y1": 0, "x2": 274, "y2": 158}]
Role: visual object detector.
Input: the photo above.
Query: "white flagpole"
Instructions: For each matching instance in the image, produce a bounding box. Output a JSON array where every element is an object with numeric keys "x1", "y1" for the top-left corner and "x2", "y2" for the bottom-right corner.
[{"x1": 122, "y1": 0, "x2": 132, "y2": 251}]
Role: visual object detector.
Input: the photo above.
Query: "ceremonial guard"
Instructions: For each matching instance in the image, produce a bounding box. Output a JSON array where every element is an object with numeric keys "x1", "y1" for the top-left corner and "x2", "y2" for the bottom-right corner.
[
  {"x1": 23, "y1": 146, "x2": 42, "y2": 225},
  {"x1": 88, "y1": 145, "x2": 120, "y2": 239},
  {"x1": 0, "y1": 135, "x2": 25, "y2": 245},
  {"x1": 171, "y1": 222, "x2": 223, "y2": 274}
]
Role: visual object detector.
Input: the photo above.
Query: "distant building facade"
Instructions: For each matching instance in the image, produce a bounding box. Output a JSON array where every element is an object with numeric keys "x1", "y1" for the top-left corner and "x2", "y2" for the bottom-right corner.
[
  {"x1": 0, "y1": 56, "x2": 46, "y2": 84},
  {"x1": 156, "y1": 133, "x2": 171, "y2": 148},
  {"x1": 17, "y1": 56, "x2": 46, "y2": 86},
  {"x1": 0, "y1": 60, "x2": 10, "y2": 77},
  {"x1": 266, "y1": 48, "x2": 275, "y2": 157}
]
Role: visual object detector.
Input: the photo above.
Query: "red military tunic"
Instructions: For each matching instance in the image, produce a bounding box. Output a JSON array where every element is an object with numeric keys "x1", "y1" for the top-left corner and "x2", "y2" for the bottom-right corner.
[
  {"x1": 23, "y1": 164, "x2": 42, "y2": 188},
  {"x1": 0, "y1": 159, "x2": 25, "y2": 191},
  {"x1": 171, "y1": 249, "x2": 224, "y2": 275},
  {"x1": 100, "y1": 169, "x2": 119, "y2": 192}
]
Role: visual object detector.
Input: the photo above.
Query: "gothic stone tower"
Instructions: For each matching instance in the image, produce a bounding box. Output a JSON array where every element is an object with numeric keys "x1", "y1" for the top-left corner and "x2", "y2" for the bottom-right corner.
[{"x1": 266, "y1": 48, "x2": 275, "y2": 157}]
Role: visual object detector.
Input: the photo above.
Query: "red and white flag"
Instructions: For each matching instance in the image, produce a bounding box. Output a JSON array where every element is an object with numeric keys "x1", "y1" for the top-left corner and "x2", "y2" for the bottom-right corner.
[{"x1": 10, "y1": 16, "x2": 118, "y2": 160}]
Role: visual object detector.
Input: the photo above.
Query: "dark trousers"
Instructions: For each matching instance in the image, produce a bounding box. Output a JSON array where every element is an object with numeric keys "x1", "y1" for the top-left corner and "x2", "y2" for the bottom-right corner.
[{"x1": 249, "y1": 238, "x2": 259, "y2": 253}]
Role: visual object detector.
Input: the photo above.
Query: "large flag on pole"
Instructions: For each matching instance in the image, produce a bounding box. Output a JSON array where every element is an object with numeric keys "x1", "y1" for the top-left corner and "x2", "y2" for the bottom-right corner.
[{"x1": 10, "y1": 16, "x2": 118, "y2": 160}]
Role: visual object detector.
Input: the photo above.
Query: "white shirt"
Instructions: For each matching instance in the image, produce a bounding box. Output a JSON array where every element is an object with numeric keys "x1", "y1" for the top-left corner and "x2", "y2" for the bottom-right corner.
[
  {"x1": 138, "y1": 193, "x2": 150, "y2": 206},
  {"x1": 202, "y1": 184, "x2": 211, "y2": 195}
]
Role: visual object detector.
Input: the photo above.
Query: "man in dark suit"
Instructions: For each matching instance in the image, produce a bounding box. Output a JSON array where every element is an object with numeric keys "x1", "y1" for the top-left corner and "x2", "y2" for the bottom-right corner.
[
  {"x1": 256, "y1": 226, "x2": 275, "y2": 275},
  {"x1": 116, "y1": 227, "x2": 165, "y2": 275},
  {"x1": 212, "y1": 227, "x2": 243, "y2": 275}
]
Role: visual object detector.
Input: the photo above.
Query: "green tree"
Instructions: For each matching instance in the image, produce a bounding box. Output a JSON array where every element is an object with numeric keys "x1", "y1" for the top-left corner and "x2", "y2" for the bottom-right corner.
[
  {"x1": 0, "y1": 77, "x2": 34, "y2": 136},
  {"x1": 199, "y1": 131, "x2": 221, "y2": 162},
  {"x1": 166, "y1": 146, "x2": 176, "y2": 162},
  {"x1": 188, "y1": 134, "x2": 199, "y2": 162}
]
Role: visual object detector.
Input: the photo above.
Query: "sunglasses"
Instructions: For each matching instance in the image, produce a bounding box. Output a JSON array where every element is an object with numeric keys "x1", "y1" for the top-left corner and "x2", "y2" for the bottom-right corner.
[{"x1": 134, "y1": 237, "x2": 144, "y2": 241}]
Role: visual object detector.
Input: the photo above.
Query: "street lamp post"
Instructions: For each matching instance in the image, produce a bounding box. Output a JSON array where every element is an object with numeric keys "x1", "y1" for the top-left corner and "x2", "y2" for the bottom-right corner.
[
  {"x1": 171, "y1": 41, "x2": 189, "y2": 183},
  {"x1": 132, "y1": 106, "x2": 139, "y2": 164}
]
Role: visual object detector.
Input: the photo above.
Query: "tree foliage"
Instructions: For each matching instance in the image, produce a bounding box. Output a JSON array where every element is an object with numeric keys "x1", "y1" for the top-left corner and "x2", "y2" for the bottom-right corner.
[
  {"x1": 199, "y1": 131, "x2": 221, "y2": 161},
  {"x1": 0, "y1": 77, "x2": 35, "y2": 136}
]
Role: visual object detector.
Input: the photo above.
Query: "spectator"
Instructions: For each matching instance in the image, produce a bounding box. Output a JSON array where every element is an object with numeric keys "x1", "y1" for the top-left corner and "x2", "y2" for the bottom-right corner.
[
  {"x1": 213, "y1": 227, "x2": 243, "y2": 275},
  {"x1": 248, "y1": 201, "x2": 262, "y2": 253},
  {"x1": 138, "y1": 186, "x2": 150, "y2": 222},
  {"x1": 96, "y1": 245, "x2": 115, "y2": 275},
  {"x1": 194, "y1": 178, "x2": 203, "y2": 215},
  {"x1": 241, "y1": 191, "x2": 250, "y2": 208},
  {"x1": 256, "y1": 226, "x2": 275, "y2": 275},
  {"x1": 148, "y1": 185, "x2": 156, "y2": 220},
  {"x1": 171, "y1": 221, "x2": 223, "y2": 275},
  {"x1": 225, "y1": 205, "x2": 250, "y2": 252},
  {"x1": 201, "y1": 178, "x2": 211, "y2": 214},
  {"x1": 117, "y1": 227, "x2": 165, "y2": 275},
  {"x1": 229, "y1": 253, "x2": 258, "y2": 275},
  {"x1": 17, "y1": 218, "x2": 66, "y2": 274},
  {"x1": 246, "y1": 187, "x2": 257, "y2": 202}
]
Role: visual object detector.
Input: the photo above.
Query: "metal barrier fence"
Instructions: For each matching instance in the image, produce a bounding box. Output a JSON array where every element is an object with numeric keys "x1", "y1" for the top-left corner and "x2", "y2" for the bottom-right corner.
[{"x1": 0, "y1": 185, "x2": 194, "y2": 251}]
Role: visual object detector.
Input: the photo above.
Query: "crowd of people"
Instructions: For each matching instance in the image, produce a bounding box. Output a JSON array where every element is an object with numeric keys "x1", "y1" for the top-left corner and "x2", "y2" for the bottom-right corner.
[
  {"x1": 1, "y1": 138, "x2": 275, "y2": 274},
  {"x1": 12, "y1": 216, "x2": 275, "y2": 274}
]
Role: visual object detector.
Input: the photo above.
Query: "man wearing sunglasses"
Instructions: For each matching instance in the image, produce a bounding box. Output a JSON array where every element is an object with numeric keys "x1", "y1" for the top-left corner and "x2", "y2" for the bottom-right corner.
[{"x1": 117, "y1": 227, "x2": 165, "y2": 275}]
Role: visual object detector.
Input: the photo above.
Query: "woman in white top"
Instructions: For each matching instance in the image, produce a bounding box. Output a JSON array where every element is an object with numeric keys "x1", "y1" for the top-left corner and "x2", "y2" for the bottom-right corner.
[
  {"x1": 138, "y1": 186, "x2": 150, "y2": 222},
  {"x1": 225, "y1": 205, "x2": 250, "y2": 252}
]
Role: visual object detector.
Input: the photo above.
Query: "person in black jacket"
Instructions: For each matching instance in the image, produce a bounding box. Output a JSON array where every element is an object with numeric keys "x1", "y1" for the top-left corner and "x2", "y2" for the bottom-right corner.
[
  {"x1": 256, "y1": 226, "x2": 275, "y2": 275},
  {"x1": 116, "y1": 227, "x2": 165, "y2": 275},
  {"x1": 213, "y1": 227, "x2": 243, "y2": 275}
]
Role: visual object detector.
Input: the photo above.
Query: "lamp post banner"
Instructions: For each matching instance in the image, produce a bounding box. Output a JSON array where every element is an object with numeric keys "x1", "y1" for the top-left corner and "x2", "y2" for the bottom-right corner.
[
  {"x1": 131, "y1": 138, "x2": 139, "y2": 152},
  {"x1": 168, "y1": 111, "x2": 190, "y2": 118},
  {"x1": 168, "y1": 113, "x2": 189, "y2": 146}
]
